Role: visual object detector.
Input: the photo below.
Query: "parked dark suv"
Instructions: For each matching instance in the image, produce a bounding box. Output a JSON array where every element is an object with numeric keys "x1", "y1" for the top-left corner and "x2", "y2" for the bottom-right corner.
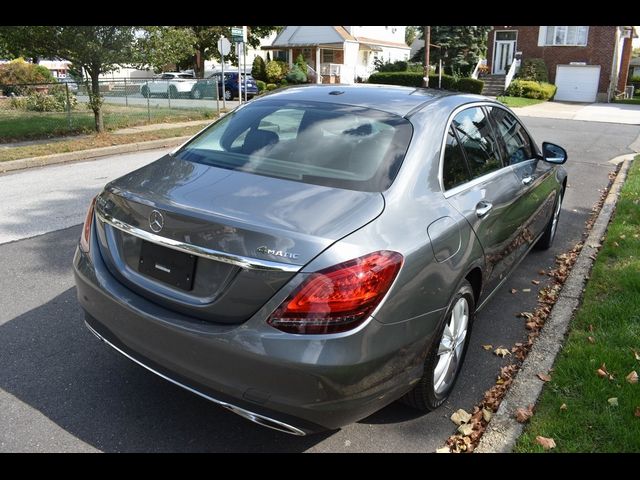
[{"x1": 191, "y1": 72, "x2": 259, "y2": 100}]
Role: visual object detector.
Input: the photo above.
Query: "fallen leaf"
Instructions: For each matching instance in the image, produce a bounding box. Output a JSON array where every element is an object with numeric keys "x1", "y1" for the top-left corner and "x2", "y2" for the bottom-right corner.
[
  {"x1": 458, "y1": 423, "x2": 474, "y2": 436},
  {"x1": 482, "y1": 408, "x2": 493, "y2": 422},
  {"x1": 635, "y1": 407, "x2": 640, "y2": 418},
  {"x1": 522, "y1": 288, "x2": 531, "y2": 293},
  {"x1": 626, "y1": 371, "x2": 638, "y2": 384},
  {"x1": 619, "y1": 234, "x2": 626, "y2": 240},
  {"x1": 536, "y1": 436, "x2": 556, "y2": 450},
  {"x1": 588, "y1": 336, "x2": 596, "y2": 344},
  {"x1": 435, "y1": 446, "x2": 451, "y2": 453},
  {"x1": 515, "y1": 405, "x2": 534, "y2": 423},
  {"x1": 538, "y1": 269, "x2": 546, "y2": 275},
  {"x1": 633, "y1": 349, "x2": 640, "y2": 361},
  {"x1": 494, "y1": 347, "x2": 511, "y2": 358},
  {"x1": 613, "y1": 241, "x2": 620, "y2": 248},
  {"x1": 608, "y1": 397, "x2": 619, "y2": 407},
  {"x1": 450, "y1": 409, "x2": 472, "y2": 426},
  {"x1": 596, "y1": 368, "x2": 607, "y2": 378},
  {"x1": 510, "y1": 288, "x2": 518, "y2": 294},
  {"x1": 482, "y1": 344, "x2": 493, "y2": 351},
  {"x1": 537, "y1": 373, "x2": 552, "y2": 382},
  {"x1": 532, "y1": 280, "x2": 540, "y2": 285},
  {"x1": 588, "y1": 324, "x2": 595, "y2": 332},
  {"x1": 519, "y1": 312, "x2": 534, "y2": 320},
  {"x1": 560, "y1": 403, "x2": 568, "y2": 411}
]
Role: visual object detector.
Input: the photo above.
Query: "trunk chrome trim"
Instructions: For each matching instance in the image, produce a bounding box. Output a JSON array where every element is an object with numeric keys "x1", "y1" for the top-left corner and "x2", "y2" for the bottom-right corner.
[
  {"x1": 96, "y1": 209, "x2": 302, "y2": 273},
  {"x1": 84, "y1": 320, "x2": 307, "y2": 436}
]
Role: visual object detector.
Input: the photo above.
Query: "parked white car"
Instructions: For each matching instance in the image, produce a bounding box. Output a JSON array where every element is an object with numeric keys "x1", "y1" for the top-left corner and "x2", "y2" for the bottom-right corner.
[{"x1": 140, "y1": 72, "x2": 197, "y2": 98}]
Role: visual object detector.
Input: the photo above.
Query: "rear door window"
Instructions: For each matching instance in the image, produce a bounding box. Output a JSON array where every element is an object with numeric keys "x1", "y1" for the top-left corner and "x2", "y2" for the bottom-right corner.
[{"x1": 442, "y1": 126, "x2": 471, "y2": 190}]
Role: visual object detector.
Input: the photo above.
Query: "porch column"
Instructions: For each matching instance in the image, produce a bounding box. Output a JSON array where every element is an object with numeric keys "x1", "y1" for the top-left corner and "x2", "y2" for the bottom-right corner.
[
  {"x1": 289, "y1": 48, "x2": 293, "y2": 68},
  {"x1": 316, "y1": 47, "x2": 321, "y2": 84}
]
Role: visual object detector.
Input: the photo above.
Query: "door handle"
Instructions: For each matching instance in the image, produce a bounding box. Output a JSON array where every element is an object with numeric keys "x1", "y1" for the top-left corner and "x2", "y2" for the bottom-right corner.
[
  {"x1": 476, "y1": 201, "x2": 493, "y2": 218},
  {"x1": 522, "y1": 176, "x2": 534, "y2": 186}
]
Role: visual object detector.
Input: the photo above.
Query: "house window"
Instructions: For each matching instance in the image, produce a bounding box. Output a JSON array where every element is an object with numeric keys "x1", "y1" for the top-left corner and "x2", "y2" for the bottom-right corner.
[
  {"x1": 543, "y1": 26, "x2": 588, "y2": 46},
  {"x1": 322, "y1": 50, "x2": 335, "y2": 63}
]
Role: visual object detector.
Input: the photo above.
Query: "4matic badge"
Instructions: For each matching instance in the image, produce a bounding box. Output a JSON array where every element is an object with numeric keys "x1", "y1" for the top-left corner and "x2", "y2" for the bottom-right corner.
[{"x1": 256, "y1": 246, "x2": 300, "y2": 260}]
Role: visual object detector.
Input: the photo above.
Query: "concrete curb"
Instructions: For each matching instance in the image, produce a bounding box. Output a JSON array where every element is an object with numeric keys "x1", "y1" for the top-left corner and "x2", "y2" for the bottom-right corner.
[
  {"x1": 474, "y1": 158, "x2": 634, "y2": 453},
  {"x1": 0, "y1": 136, "x2": 191, "y2": 174}
]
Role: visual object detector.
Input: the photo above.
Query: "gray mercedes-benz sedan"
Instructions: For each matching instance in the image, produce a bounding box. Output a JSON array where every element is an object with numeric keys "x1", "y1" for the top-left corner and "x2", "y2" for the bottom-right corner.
[{"x1": 73, "y1": 84, "x2": 567, "y2": 435}]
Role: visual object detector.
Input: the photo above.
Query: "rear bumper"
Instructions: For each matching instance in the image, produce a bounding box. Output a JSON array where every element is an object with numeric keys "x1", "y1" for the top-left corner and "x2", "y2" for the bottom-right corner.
[{"x1": 73, "y1": 232, "x2": 441, "y2": 433}]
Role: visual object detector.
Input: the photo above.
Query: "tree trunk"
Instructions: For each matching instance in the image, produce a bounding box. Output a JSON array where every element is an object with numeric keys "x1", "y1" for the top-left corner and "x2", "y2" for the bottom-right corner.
[
  {"x1": 89, "y1": 70, "x2": 104, "y2": 133},
  {"x1": 193, "y1": 49, "x2": 205, "y2": 78}
]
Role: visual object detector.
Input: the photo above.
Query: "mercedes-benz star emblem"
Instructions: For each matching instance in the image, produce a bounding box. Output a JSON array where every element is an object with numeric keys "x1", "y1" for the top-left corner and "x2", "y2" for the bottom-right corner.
[{"x1": 149, "y1": 210, "x2": 164, "y2": 233}]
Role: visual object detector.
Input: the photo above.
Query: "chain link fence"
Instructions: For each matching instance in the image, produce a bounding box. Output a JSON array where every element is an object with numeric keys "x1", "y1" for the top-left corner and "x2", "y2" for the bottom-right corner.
[{"x1": 0, "y1": 78, "x2": 237, "y2": 143}]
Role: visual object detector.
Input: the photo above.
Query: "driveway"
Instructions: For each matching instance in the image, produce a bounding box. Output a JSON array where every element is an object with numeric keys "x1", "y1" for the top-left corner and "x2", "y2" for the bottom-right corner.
[
  {"x1": 0, "y1": 118, "x2": 638, "y2": 452},
  {"x1": 516, "y1": 101, "x2": 640, "y2": 125}
]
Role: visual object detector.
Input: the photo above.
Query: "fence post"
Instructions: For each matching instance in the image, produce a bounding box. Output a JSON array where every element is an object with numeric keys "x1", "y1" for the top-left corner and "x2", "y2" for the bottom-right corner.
[
  {"x1": 124, "y1": 77, "x2": 128, "y2": 107},
  {"x1": 65, "y1": 82, "x2": 72, "y2": 130},
  {"x1": 146, "y1": 81, "x2": 151, "y2": 124},
  {"x1": 167, "y1": 84, "x2": 171, "y2": 109}
]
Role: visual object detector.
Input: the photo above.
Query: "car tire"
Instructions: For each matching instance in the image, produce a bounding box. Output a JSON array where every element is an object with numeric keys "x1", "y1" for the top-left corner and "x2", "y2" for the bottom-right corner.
[
  {"x1": 141, "y1": 86, "x2": 150, "y2": 98},
  {"x1": 401, "y1": 280, "x2": 475, "y2": 411},
  {"x1": 535, "y1": 188, "x2": 563, "y2": 250},
  {"x1": 224, "y1": 89, "x2": 233, "y2": 101},
  {"x1": 191, "y1": 88, "x2": 202, "y2": 100}
]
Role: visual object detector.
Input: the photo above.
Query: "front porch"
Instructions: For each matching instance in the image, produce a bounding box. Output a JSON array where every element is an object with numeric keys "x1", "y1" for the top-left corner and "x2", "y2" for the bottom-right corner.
[{"x1": 265, "y1": 44, "x2": 346, "y2": 84}]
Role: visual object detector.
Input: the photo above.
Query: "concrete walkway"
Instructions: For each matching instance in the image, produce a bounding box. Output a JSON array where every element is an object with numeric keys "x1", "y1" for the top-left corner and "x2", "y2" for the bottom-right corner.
[{"x1": 515, "y1": 101, "x2": 640, "y2": 125}]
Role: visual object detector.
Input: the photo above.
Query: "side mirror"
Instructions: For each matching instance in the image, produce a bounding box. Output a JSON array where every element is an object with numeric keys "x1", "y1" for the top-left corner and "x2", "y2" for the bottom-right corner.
[{"x1": 542, "y1": 142, "x2": 568, "y2": 164}]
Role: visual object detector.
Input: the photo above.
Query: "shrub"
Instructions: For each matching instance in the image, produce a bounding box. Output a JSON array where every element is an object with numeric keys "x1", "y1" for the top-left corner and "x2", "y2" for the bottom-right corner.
[
  {"x1": 518, "y1": 58, "x2": 548, "y2": 83},
  {"x1": 295, "y1": 53, "x2": 308, "y2": 76},
  {"x1": 456, "y1": 77, "x2": 484, "y2": 94},
  {"x1": 265, "y1": 61, "x2": 283, "y2": 83},
  {"x1": 275, "y1": 60, "x2": 289, "y2": 78},
  {"x1": 256, "y1": 80, "x2": 266, "y2": 92},
  {"x1": 251, "y1": 56, "x2": 267, "y2": 82},
  {"x1": 629, "y1": 75, "x2": 640, "y2": 92},
  {"x1": 266, "y1": 83, "x2": 278, "y2": 91},
  {"x1": 9, "y1": 88, "x2": 77, "y2": 112},
  {"x1": 0, "y1": 58, "x2": 56, "y2": 95},
  {"x1": 368, "y1": 72, "x2": 423, "y2": 87},
  {"x1": 286, "y1": 64, "x2": 307, "y2": 84},
  {"x1": 506, "y1": 79, "x2": 557, "y2": 100}
]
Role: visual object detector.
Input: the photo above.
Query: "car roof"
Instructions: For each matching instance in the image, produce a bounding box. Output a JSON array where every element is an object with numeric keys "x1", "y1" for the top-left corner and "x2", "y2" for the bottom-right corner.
[{"x1": 251, "y1": 84, "x2": 470, "y2": 117}]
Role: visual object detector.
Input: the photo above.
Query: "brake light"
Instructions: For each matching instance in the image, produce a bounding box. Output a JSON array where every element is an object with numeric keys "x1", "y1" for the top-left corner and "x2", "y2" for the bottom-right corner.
[
  {"x1": 80, "y1": 196, "x2": 97, "y2": 253},
  {"x1": 267, "y1": 251, "x2": 403, "y2": 334}
]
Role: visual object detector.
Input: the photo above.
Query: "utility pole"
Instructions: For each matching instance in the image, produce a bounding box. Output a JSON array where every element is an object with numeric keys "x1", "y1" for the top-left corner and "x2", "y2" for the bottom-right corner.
[{"x1": 423, "y1": 26, "x2": 431, "y2": 88}]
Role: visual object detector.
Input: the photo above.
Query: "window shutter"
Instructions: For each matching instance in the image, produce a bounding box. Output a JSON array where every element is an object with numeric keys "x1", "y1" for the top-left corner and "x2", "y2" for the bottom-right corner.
[{"x1": 538, "y1": 26, "x2": 547, "y2": 46}]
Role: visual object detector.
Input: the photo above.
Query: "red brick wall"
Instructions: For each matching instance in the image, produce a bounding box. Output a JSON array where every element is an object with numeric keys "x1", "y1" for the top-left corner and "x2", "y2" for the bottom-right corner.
[{"x1": 486, "y1": 26, "x2": 617, "y2": 95}]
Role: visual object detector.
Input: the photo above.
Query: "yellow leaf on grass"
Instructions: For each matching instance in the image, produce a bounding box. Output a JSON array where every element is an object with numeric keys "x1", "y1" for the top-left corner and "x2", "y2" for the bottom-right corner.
[
  {"x1": 608, "y1": 397, "x2": 619, "y2": 407},
  {"x1": 560, "y1": 403, "x2": 568, "y2": 411},
  {"x1": 450, "y1": 409, "x2": 472, "y2": 426},
  {"x1": 626, "y1": 371, "x2": 638, "y2": 384},
  {"x1": 536, "y1": 436, "x2": 556, "y2": 450}
]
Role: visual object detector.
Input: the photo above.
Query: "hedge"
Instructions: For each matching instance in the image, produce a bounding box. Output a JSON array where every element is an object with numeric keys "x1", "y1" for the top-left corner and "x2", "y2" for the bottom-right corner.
[
  {"x1": 519, "y1": 58, "x2": 548, "y2": 83},
  {"x1": 505, "y1": 79, "x2": 557, "y2": 100},
  {"x1": 367, "y1": 71, "x2": 484, "y2": 95}
]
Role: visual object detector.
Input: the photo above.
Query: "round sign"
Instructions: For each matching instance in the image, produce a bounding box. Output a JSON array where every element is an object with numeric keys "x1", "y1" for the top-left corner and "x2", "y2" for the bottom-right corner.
[{"x1": 218, "y1": 37, "x2": 231, "y2": 56}]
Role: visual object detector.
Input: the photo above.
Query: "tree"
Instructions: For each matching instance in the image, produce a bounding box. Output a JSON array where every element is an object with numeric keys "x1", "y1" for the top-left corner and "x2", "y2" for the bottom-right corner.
[
  {"x1": 411, "y1": 26, "x2": 492, "y2": 76},
  {"x1": 0, "y1": 26, "x2": 137, "y2": 133},
  {"x1": 405, "y1": 26, "x2": 418, "y2": 46},
  {"x1": 135, "y1": 27, "x2": 196, "y2": 73},
  {"x1": 251, "y1": 55, "x2": 267, "y2": 82}
]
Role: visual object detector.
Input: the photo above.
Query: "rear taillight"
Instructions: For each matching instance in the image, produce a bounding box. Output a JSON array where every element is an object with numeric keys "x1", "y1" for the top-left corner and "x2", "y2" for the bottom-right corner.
[
  {"x1": 267, "y1": 251, "x2": 403, "y2": 335},
  {"x1": 79, "y1": 196, "x2": 97, "y2": 253}
]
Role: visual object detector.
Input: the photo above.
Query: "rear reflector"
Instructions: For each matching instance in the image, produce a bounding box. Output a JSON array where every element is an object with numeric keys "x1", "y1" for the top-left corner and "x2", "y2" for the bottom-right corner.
[{"x1": 267, "y1": 251, "x2": 403, "y2": 334}]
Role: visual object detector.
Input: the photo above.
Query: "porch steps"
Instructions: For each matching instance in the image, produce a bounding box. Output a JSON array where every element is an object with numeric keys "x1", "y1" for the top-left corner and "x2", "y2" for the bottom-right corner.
[{"x1": 482, "y1": 74, "x2": 506, "y2": 97}]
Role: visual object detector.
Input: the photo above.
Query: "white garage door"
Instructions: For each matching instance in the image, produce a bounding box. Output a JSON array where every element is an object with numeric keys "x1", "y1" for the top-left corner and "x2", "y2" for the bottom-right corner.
[{"x1": 554, "y1": 65, "x2": 600, "y2": 103}]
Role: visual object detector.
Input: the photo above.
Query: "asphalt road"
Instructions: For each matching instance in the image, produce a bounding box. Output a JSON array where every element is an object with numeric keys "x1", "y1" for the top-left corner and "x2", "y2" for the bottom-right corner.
[{"x1": 0, "y1": 118, "x2": 638, "y2": 452}]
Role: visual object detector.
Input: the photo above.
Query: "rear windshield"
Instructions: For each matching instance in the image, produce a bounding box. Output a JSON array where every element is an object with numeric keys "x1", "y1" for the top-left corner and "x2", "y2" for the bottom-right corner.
[{"x1": 174, "y1": 99, "x2": 413, "y2": 192}]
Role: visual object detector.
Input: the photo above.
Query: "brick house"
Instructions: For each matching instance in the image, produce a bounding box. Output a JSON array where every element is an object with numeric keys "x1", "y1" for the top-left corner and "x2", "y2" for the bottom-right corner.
[
  {"x1": 486, "y1": 26, "x2": 637, "y2": 102},
  {"x1": 262, "y1": 26, "x2": 410, "y2": 84}
]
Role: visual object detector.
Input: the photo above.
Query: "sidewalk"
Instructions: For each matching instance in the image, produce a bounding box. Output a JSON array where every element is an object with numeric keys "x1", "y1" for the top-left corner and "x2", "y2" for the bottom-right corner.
[{"x1": 515, "y1": 101, "x2": 640, "y2": 125}]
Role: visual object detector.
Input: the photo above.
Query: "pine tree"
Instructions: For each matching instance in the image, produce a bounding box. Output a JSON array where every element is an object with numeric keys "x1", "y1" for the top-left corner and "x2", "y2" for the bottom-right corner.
[{"x1": 412, "y1": 26, "x2": 492, "y2": 76}]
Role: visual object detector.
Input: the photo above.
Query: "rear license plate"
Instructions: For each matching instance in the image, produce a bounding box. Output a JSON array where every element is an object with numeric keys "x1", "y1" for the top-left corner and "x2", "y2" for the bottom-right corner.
[{"x1": 138, "y1": 241, "x2": 197, "y2": 291}]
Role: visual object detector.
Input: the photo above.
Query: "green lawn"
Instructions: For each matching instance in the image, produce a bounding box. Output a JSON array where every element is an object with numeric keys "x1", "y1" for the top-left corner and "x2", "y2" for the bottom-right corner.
[
  {"x1": 515, "y1": 157, "x2": 640, "y2": 452},
  {"x1": 496, "y1": 96, "x2": 546, "y2": 108},
  {"x1": 613, "y1": 97, "x2": 640, "y2": 105},
  {"x1": 0, "y1": 100, "x2": 215, "y2": 142}
]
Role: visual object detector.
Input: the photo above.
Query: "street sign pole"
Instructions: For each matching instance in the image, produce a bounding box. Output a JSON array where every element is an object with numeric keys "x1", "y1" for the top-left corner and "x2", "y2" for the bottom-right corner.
[
  {"x1": 218, "y1": 37, "x2": 231, "y2": 110},
  {"x1": 237, "y1": 42, "x2": 242, "y2": 104}
]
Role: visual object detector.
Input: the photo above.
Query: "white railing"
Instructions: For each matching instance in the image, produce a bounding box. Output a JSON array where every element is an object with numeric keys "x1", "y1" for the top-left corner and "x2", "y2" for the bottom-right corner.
[
  {"x1": 505, "y1": 58, "x2": 521, "y2": 90},
  {"x1": 320, "y1": 63, "x2": 343, "y2": 76},
  {"x1": 471, "y1": 58, "x2": 485, "y2": 80}
]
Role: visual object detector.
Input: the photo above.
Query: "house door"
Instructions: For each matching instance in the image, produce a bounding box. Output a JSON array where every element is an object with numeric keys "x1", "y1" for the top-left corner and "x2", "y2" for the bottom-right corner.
[{"x1": 493, "y1": 31, "x2": 517, "y2": 74}]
